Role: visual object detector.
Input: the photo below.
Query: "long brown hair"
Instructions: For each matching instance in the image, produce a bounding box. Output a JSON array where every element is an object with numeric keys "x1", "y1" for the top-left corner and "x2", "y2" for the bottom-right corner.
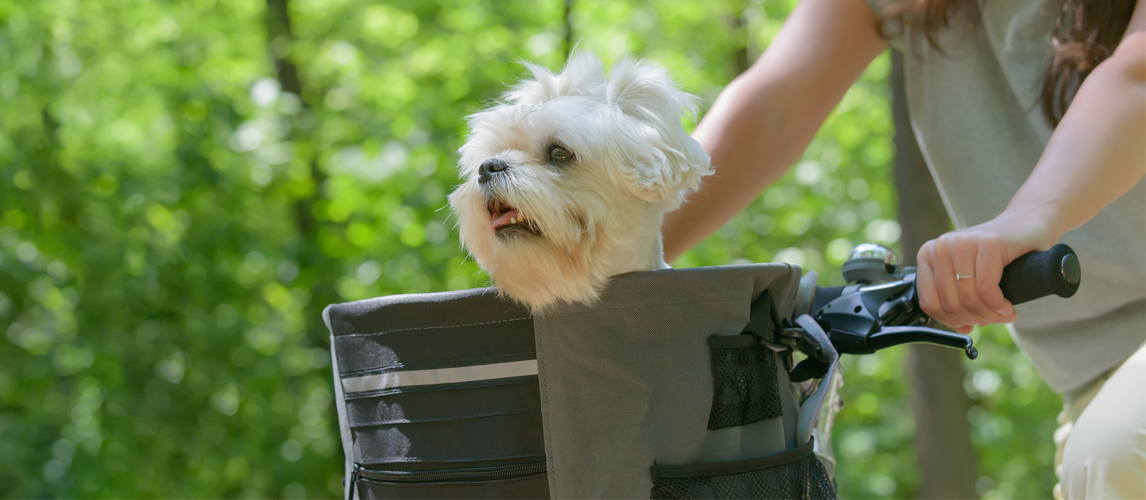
[{"x1": 877, "y1": 0, "x2": 1136, "y2": 126}]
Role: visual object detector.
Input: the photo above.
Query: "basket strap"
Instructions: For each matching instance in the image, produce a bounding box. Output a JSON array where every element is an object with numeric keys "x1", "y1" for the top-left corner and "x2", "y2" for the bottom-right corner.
[{"x1": 793, "y1": 314, "x2": 839, "y2": 446}]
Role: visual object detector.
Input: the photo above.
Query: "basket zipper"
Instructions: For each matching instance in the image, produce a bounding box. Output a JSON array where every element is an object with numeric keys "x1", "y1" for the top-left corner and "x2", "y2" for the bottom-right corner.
[
  {"x1": 353, "y1": 460, "x2": 547, "y2": 484},
  {"x1": 347, "y1": 465, "x2": 359, "y2": 500}
]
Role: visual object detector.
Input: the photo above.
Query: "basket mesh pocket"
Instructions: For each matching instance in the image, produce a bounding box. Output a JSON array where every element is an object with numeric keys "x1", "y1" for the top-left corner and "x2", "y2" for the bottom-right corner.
[
  {"x1": 650, "y1": 452, "x2": 836, "y2": 500},
  {"x1": 707, "y1": 336, "x2": 783, "y2": 430}
]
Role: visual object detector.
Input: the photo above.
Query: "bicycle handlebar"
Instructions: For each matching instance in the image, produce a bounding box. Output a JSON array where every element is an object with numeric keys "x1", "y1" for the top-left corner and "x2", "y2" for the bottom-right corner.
[
  {"x1": 815, "y1": 243, "x2": 1081, "y2": 309},
  {"x1": 792, "y1": 244, "x2": 1081, "y2": 360},
  {"x1": 999, "y1": 243, "x2": 1081, "y2": 305}
]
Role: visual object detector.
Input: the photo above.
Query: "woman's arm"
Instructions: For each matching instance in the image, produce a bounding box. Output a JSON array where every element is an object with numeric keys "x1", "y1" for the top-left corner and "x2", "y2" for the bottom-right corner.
[
  {"x1": 662, "y1": 0, "x2": 887, "y2": 261},
  {"x1": 916, "y1": 3, "x2": 1146, "y2": 333}
]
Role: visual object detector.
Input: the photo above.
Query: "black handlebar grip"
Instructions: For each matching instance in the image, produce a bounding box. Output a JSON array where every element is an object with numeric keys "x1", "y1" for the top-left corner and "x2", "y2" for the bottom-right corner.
[{"x1": 999, "y1": 243, "x2": 1081, "y2": 306}]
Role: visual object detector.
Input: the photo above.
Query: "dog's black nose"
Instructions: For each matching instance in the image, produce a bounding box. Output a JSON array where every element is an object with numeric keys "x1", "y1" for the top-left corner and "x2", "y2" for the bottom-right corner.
[{"x1": 478, "y1": 158, "x2": 508, "y2": 184}]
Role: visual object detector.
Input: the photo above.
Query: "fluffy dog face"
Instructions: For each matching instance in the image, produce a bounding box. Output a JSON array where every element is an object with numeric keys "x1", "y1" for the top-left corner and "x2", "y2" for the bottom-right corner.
[{"x1": 448, "y1": 53, "x2": 712, "y2": 312}]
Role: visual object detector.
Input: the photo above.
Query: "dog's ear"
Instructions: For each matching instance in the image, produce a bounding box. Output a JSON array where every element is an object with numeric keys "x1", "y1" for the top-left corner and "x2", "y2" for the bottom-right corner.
[
  {"x1": 605, "y1": 58, "x2": 712, "y2": 206},
  {"x1": 506, "y1": 52, "x2": 605, "y2": 105}
]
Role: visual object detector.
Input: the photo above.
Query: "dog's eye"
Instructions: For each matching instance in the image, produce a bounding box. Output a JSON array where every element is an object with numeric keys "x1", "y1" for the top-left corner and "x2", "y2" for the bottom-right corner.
[{"x1": 547, "y1": 145, "x2": 573, "y2": 163}]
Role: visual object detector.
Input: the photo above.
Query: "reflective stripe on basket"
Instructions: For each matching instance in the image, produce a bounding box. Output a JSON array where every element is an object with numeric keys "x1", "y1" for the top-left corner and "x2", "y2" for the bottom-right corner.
[{"x1": 341, "y1": 359, "x2": 539, "y2": 394}]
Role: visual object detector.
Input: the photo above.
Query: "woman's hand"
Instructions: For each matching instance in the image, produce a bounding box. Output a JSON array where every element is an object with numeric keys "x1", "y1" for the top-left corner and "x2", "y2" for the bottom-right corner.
[{"x1": 915, "y1": 211, "x2": 1058, "y2": 334}]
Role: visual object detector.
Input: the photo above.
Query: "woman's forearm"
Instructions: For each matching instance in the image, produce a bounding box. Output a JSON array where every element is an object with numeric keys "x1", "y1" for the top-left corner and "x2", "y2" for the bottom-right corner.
[
  {"x1": 661, "y1": 77, "x2": 810, "y2": 261},
  {"x1": 1005, "y1": 32, "x2": 1146, "y2": 244},
  {"x1": 662, "y1": 0, "x2": 887, "y2": 261}
]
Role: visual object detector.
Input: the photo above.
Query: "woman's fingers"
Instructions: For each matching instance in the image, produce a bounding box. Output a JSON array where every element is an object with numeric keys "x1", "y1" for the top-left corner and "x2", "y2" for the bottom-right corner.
[
  {"x1": 931, "y1": 236, "x2": 983, "y2": 330},
  {"x1": 917, "y1": 234, "x2": 1021, "y2": 333},
  {"x1": 974, "y1": 239, "x2": 1019, "y2": 323},
  {"x1": 950, "y1": 236, "x2": 1015, "y2": 325},
  {"x1": 917, "y1": 241, "x2": 972, "y2": 334}
]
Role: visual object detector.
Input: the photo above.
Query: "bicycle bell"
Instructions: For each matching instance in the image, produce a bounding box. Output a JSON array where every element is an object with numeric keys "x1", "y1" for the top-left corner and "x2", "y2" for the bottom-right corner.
[{"x1": 842, "y1": 243, "x2": 899, "y2": 284}]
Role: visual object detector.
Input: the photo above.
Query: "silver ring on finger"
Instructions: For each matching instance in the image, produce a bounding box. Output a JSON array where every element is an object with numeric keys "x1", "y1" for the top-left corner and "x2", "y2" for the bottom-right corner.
[{"x1": 955, "y1": 273, "x2": 974, "y2": 280}]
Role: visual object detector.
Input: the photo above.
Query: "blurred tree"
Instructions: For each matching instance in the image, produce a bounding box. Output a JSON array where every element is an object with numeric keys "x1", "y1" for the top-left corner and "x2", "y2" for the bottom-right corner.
[
  {"x1": 563, "y1": 0, "x2": 574, "y2": 59},
  {"x1": 263, "y1": 0, "x2": 336, "y2": 350},
  {"x1": 891, "y1": 49, "x2": 979, "y2": 500}
]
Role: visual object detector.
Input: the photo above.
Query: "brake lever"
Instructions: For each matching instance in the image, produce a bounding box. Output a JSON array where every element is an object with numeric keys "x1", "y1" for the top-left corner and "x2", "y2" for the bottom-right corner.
[
  {"x1": 867, "y1": 326, "x2": 978, "y2": 359},
  {"x1": 805, "y1": 244, "x2": 978, "y2": 359},
  {"x1": 812, "y1": 281, "x2": 978, "y2": 359}
]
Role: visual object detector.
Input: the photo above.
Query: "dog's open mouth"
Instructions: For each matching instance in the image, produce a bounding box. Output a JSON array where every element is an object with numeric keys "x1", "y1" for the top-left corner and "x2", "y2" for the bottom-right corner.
[{"x1": 487, "y1": 199, "x2": 540, "y2": 236}]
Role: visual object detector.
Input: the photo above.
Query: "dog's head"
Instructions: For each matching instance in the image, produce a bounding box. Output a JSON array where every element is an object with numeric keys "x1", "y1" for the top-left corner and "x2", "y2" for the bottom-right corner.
[{"x1": 448, "y1": 53, "x2": 712, "y2": 312}]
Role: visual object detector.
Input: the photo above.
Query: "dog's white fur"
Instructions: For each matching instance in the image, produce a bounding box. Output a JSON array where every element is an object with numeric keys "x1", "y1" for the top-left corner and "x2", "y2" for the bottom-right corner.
[{"x1": 448, "y1": 53, "x2": 713, "y2": 313}]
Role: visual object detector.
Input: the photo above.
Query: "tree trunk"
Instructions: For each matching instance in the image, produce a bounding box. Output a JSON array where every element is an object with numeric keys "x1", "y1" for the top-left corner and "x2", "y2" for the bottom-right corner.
[
  {"x1": 891, "y1": 50, "x2": 980, "y2": 500},
  {"x1": 563, "y1": 0, "x2": 574, "y2": 59},
  {"x1": 729, "y1": 0, "x2": 749, "y2": 75},
  {"x1": 266, "y1": 0, "x2": 324, "y2": 237},
  {"x1": 265, "y1": 0, "x2": 334, "y2": 337}
]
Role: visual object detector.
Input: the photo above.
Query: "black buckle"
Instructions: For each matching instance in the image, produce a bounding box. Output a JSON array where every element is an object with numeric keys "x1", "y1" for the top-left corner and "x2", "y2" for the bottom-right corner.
[{"x1": 779, "y1": 319, "x2": 831, "y2": 382}]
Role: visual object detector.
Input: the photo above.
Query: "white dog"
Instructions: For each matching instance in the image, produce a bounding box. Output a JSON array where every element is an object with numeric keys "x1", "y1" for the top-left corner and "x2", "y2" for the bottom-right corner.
[{"x1": 448, "y1": 53, "x2": 713, "y2": 313}]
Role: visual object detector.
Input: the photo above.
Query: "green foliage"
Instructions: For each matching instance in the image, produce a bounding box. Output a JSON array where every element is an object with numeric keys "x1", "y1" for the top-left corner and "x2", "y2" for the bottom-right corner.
[{"x1": 0, "y1": 0, "x2": 1059, "y2": 498}]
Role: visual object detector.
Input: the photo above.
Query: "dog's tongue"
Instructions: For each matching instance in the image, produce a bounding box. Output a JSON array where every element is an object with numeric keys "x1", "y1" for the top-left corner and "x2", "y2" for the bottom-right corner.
[{"x1": 491, "y1": 209, "x2": 520, "y2": 229}]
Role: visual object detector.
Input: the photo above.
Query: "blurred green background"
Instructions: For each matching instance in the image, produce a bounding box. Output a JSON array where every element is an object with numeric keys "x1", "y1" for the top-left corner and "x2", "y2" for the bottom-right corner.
[{"x1": 0, "y1": 0, "x2": 1060, "y2": 498}]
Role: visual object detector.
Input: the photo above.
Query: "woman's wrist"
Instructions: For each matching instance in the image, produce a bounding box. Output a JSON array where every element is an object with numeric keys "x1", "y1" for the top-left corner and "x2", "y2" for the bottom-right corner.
[{"x1": 996, "y1": 201, "x2": 1066, "y2": 250}]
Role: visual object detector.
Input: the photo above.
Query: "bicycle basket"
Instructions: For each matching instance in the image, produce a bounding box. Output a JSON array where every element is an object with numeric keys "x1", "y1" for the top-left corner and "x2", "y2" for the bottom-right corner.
[{"x1": 324, "y1": 263, "x2": 837, "y2": 499}]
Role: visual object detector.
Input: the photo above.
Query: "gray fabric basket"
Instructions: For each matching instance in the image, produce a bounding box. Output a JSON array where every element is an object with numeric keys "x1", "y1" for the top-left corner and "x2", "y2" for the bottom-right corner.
[{"x1": 324, "y1": 263, "x2": 837, "y2": 499}]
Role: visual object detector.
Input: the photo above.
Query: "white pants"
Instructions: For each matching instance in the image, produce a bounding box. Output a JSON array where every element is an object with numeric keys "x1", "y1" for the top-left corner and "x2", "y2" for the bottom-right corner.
[{"x1": 1054, "y1": 342, "x2": 1146, "y2": 500}]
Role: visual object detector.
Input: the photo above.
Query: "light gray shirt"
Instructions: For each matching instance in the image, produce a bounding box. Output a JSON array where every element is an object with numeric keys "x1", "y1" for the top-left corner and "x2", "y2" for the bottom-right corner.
[{"x1": 868, "y1": 0, "x2": 1145, "y2": 392}]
